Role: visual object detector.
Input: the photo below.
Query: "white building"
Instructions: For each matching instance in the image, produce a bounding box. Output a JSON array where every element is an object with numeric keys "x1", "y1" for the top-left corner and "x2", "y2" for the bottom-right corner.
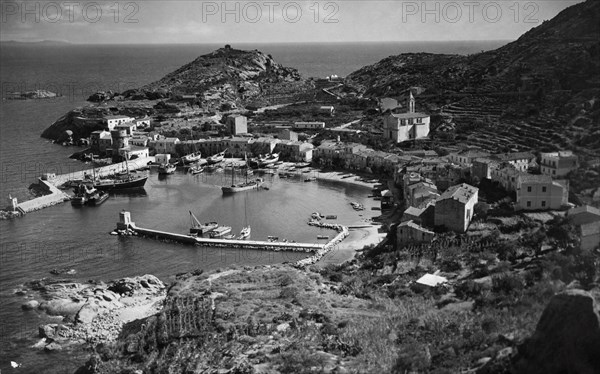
[
  {"x1": 103, "y1": 115, "x2": 134, "y2": 131},
  {"x1": 383, "y1": 93, "x2": 430, "y2": 143}
]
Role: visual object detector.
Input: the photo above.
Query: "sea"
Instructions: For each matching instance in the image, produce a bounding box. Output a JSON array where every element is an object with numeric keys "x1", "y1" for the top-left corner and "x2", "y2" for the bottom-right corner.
[{"x1": 0, "y1": 40, "x2": 507, "y2": 373}]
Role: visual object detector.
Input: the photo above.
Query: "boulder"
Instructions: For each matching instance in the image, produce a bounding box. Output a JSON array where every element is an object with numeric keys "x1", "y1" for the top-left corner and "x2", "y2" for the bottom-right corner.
[
  {"x1": 76, "y1": 304, "x2": 99, "y2": 325},
  {"x1": 39, "y1": 324, "x2": 58, "y2": 338},
  {"x1": 21, "y1": 300, "x2": 40, "y2": 310},
  {"x1": 512, "y1": 289, "x2": 600, "y2": 374}
]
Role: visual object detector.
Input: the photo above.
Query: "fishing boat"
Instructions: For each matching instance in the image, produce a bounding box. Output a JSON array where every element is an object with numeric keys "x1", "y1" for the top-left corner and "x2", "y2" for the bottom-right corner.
[
  {"x1": 93, "y1": 154, "x2": 148, "y2": 191},
  {"x1": 158, "y1": 163, "x2": 176, "y2": 175},
  {"x1": 188, "y1": 164, "x2": 204, "y2": 174},
  {"x1": 209, "y1": 226, "x2": 232, "y2": 238},
  {"x1": 70, "y1": 189, "x2": 87, "y2": 206},
  {"x1": 189, "y1": 211, "x2": 219, "y2": 236},
  {"x1": 222, "y1": 154, "x2": 264, "y2": 193},
  {"x1": 237, "y1": 226, "x2": 251, "y2": 239},
  {"x1": 207, "y1": 149, "x2": 227, "y2": 164},
  {"x1": 181, "y1": 151, "x2": 202, "y2": 164},
  {"x1": 304, "y1": 177, "x2": 317, "y2": 182},
  {"x1": 317, "y1": 235, "x2": 329, "y2": 240},
  {"x1": 258, "y1": 153, "x2": 279, "y2": 167}
]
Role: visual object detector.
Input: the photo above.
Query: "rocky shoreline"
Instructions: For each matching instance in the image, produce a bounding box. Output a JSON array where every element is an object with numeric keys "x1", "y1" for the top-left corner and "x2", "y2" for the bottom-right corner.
[{"x1": 18, "y1": 275, "x2": 166, "y2": 352}]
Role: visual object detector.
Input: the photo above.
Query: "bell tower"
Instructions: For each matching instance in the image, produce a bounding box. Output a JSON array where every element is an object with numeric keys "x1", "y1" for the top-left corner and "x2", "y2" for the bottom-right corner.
[{"x1": 408, "y1": 91, "x2": 415, "y2": 113}]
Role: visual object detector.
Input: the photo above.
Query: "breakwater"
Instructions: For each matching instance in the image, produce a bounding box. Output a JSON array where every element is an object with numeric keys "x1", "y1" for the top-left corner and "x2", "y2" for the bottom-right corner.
[
  {"x1": 294, "y1": 220, "x2": 350, "y2": 267},
  {"x1": 114, "y1": 211, "x2": 326, "y2": 252},
  {"x1": 15, "y1": 179, "x2": 69, "y2": 214}
]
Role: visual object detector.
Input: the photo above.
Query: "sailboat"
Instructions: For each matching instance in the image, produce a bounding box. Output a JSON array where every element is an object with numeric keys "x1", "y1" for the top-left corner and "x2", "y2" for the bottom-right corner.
[
  {"x1": 237, "y1": 195, "x2": 251, "y2": 239},
  {"x1": 93, "y1": 152, "x2": 147, "y2": 191},
  {"x1": 221, "y1": 153, "x2": 264, "y2": 194}
]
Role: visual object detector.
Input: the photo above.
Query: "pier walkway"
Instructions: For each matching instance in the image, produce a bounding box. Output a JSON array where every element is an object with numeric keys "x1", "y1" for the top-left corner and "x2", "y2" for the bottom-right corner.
[{"x1": 131, "y1": 224, "x2": 325, "y2": 251}]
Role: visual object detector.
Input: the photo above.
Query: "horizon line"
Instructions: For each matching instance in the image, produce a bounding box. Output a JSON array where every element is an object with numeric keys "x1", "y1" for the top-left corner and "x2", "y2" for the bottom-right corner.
[{"x1": 0, "y1": 39, "x2": 513, "y2": 45}]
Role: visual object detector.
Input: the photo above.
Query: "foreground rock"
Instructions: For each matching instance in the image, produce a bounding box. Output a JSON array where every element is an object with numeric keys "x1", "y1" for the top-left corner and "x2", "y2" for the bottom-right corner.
[
  {"x1": 75, "y1": 265, "x2": 380, "y2": 373},
  {"x1": 511, "y1": 289, "x2": 600, "y2": 374},
  {"x1": 20, "y1": 275, "x2": 166, "y2": 351}
]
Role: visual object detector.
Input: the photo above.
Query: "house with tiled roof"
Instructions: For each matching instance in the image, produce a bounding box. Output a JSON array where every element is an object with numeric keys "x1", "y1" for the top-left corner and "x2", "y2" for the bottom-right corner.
[
  {"x1": 434, "y1": 183, "x2": 479, "y2": 232},
  {"x1": 491, "y1": 162, "x2": 522, "y2": 192},
  {"x1": 515, "y1": 174, "x2": 569, "y2": 211},
  {"x1": 490, "y1": 152, "x2": 536, "y2": 172},
  {"x1": 397, "y1": 220, "x2": 435, "y2": 246},
  {"x1": 448, "y1": 148, "x2": 491, "y2": 167},
  {"x1": 567, "y1": 205, "x2": 600, "y2": 251}
]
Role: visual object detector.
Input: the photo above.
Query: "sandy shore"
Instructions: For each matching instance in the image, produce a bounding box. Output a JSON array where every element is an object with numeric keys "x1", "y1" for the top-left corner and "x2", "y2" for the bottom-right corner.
[
  {"x1": 313, "y1": 170, "x2": 380, "y2": 189},
  {"x1": 316, "y1": 226, "x2": 386, "y2": 266}
]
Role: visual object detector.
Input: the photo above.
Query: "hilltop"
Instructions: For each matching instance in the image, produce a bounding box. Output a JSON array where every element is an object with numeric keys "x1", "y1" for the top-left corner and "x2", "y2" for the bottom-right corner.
[{"x1": 129, "y1": 45, "x2": 311, "y2": 109}]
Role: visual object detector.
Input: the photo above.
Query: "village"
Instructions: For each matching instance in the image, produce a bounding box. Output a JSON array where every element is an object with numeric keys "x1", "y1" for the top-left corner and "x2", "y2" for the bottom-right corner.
[{"x1": 30, "y1": 82, "x2": 596, "y2": 259}]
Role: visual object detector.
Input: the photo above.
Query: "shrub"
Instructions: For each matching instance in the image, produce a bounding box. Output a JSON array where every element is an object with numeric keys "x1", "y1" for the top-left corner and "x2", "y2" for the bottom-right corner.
[
  {"x1": 279, "y1": 286, "x2": 300, "y2": 299},
  {"x1": 492, "y1": 274, "x2": 523, "y2": 295},
  {"x1": 455, "y1": 280, "x2": 483, "y2": 299}
]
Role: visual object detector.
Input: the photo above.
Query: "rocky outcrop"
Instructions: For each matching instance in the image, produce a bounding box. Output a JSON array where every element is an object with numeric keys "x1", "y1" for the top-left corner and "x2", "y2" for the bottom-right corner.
[
  {"x1": 511, "y1": 289, "x2": 600, "y2": 374},
  {"x1": 142, "y1": 45, "x2": 310, "y2": 110},
  {"x1": 20, "y1": 275, "x2": 166, "y2": 351}
]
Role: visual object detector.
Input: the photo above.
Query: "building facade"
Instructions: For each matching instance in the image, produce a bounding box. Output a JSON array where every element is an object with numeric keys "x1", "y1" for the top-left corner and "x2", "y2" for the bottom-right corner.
[
  {"x1": 434, "y1": 183, "x2": 479, "y2": 232},
  {"x1": 515, "y1": 174, "x2": 569, "y2": 211},
  {"x1": 383, "y1": 93, "x2": 430, "y2": 143},
  {"x1": 540, "y1": 151, "x2": 578, "y2": 176}
]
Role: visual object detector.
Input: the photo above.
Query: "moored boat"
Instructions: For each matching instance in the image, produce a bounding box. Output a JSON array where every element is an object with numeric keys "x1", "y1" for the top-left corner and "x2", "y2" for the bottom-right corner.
[
  {"x1": 189, "y1": 211, "x2": 219, "y2": 236},
  {"x1": 181, "y1": 151, "x2": 202, "y2": 164},
  {"x1": 258, "y1": 153, "x2": 279, "y2": 167},
  {"x1": 158, "y1": 163, "x2": 176, "y2": 175},
  {"x1": 86, "y1": 190, "x2": 109, "y2": 206},
  {"x1": 221, "y1": 178, "x2": 264, "y2": 193},
  {"x1": 237, "y1": 226, "x2": 251, "y2": 239},
  {"x1": 94, "y1": 175, "x2": 148, "y2": 191},
  {"x1": 207, "y1": 149, "x2": 227, "y2": 164},
  {"x1": 188, "y1": 164, "x2": 204, "y2": 174},
  {"x1": 209, "y1": 226, "x2": 232, "y2": 238}
]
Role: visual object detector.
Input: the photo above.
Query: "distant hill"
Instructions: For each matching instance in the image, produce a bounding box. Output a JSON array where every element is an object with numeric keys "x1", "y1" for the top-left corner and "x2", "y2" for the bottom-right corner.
[{"x1": 135, "y1": 45, "x2": 312, "y2": 110}]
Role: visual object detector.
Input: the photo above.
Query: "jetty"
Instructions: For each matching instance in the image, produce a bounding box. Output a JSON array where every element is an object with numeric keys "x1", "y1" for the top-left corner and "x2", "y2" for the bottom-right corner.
[
  {"x1": 8, "y1": 157, "x2": 154, "y2": 216},
  {"x1": 115, "y1": 211, "x2": 325, "y2": 252}
]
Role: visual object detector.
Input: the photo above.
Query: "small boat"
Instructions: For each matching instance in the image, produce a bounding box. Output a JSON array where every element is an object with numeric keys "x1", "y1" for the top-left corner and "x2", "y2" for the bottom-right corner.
[
  {"x1": 158, "y1": 163, "x2": 176, "y2": 175},
  {"x1": 237, "y1": 226, "x2": 251, "y2": 239},
  {"x1": 223, "y1": 234, "x2": 236, "y2": 240},
  {"x1": 209, "y1": 226, "x2": 232, "y2": 238},
  {"x1": 311, "y1": 212, "x2": 322, "y2": 219},
  {"x1": 181, "y1": 151, "x2": 202, "y2": 164},
  {"x1": 86, "y1": 190, "x2": 109, "y2": 206},
  {"x1": 350, "y1": 202, "x2": 365, "y2": 211},
  {"x1": 70, "y1": 195, "x2": 87, "y2": 206},
  {"x1": 317, "y1": 235, "x2": 329, "y2": 240},
  {"x1": 188, "y1": 164, "x2": 204, "y2": 174},
  {"x1": 304, "y1": 177, "x2": 317, "y2": 182},
  {"x1": 207, "y1": 149, "x2": 227, "y2": 164},
  {"x1": 325, "y1": 215, "x2": 337, "y2": 219},
  {"x1": 258, "y1": 153, "x2": 279, "y2": 167}
]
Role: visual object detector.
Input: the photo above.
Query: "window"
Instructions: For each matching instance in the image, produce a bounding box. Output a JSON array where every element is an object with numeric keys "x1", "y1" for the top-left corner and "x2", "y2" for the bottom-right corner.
[
  {"x1": 542, "y1": 186, "x2": 546, "y2": 192},
  {"x1": 527, "y1": 201, "x2": 531, "y2": 207},
  {"x1": 542, "y1": 201, "x2": 546, "y2": 207},
  {"x1": 553, "y1": 170, "x2": 556, "y2": 175},
  {"x1": 527, "y1": 186, "x2": 532, "y2": 192}
]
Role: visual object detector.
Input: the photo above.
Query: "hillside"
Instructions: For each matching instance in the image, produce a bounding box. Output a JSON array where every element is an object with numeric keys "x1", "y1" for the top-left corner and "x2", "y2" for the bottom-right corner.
[{"x1": 345, "y1": 0, "x2": 600, "y2": 155}]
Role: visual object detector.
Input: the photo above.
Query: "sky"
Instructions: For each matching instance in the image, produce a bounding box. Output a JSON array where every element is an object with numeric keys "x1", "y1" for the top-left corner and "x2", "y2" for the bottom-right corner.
[{"x1": 0, "y1": 0, "x2": 586, "y2": 44}]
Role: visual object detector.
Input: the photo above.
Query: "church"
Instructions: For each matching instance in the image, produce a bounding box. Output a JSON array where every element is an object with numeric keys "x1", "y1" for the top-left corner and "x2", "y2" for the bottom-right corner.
[{"x1": 382, "y1": 93, "x2": 430, "y2": 143}]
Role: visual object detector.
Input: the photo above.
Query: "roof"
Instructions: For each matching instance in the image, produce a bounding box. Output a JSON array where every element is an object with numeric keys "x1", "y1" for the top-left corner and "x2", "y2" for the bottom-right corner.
[
  {"x1": 518, "y1": 174, "x2": 553, "y2": 184},
  {"x1": 381, "y1": 190, "x2": 393, "y2": 197},
  {"x1": 416, "y1": 273, "x2": 447, "y2": 287},
  {"x1": 403, "y1": 206, "x2": 424, "y2": 217},
  {"x1": 399, "y1": 220, "x2": 434, "y2": 234},
  {"x1": 454, "y1": 149, "x2": 490, "y2": 158},
  {"x1": 437, "y1": 183, "x2": 478, "y2": 204},
  {"x1": 388, "y1": 112, "x2": 429, "y2": 119},
  {"x1": 569, "y1": 205, "x2": 600, "y2": 218},
  {"x1": 158, "y1": 137, "x2": 180, "y2": 143},
  {"x1": 473, "y1": 157, "x2": 500, "y2": 165},
  {"x1": 104, "y1": 115, "x2": 132, "y2": 120},
  {"x1": 541, "y1": 151, "x2": 576, "y2": 158},
  {"x1": 492, "y1": 152, "x2": 535, "y2": 162}
]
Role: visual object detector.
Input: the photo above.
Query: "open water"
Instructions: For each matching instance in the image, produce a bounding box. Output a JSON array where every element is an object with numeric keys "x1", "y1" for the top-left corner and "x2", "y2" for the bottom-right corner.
[{"x1": 0, "y1": 40, "x2": 506, "y2": 373}]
